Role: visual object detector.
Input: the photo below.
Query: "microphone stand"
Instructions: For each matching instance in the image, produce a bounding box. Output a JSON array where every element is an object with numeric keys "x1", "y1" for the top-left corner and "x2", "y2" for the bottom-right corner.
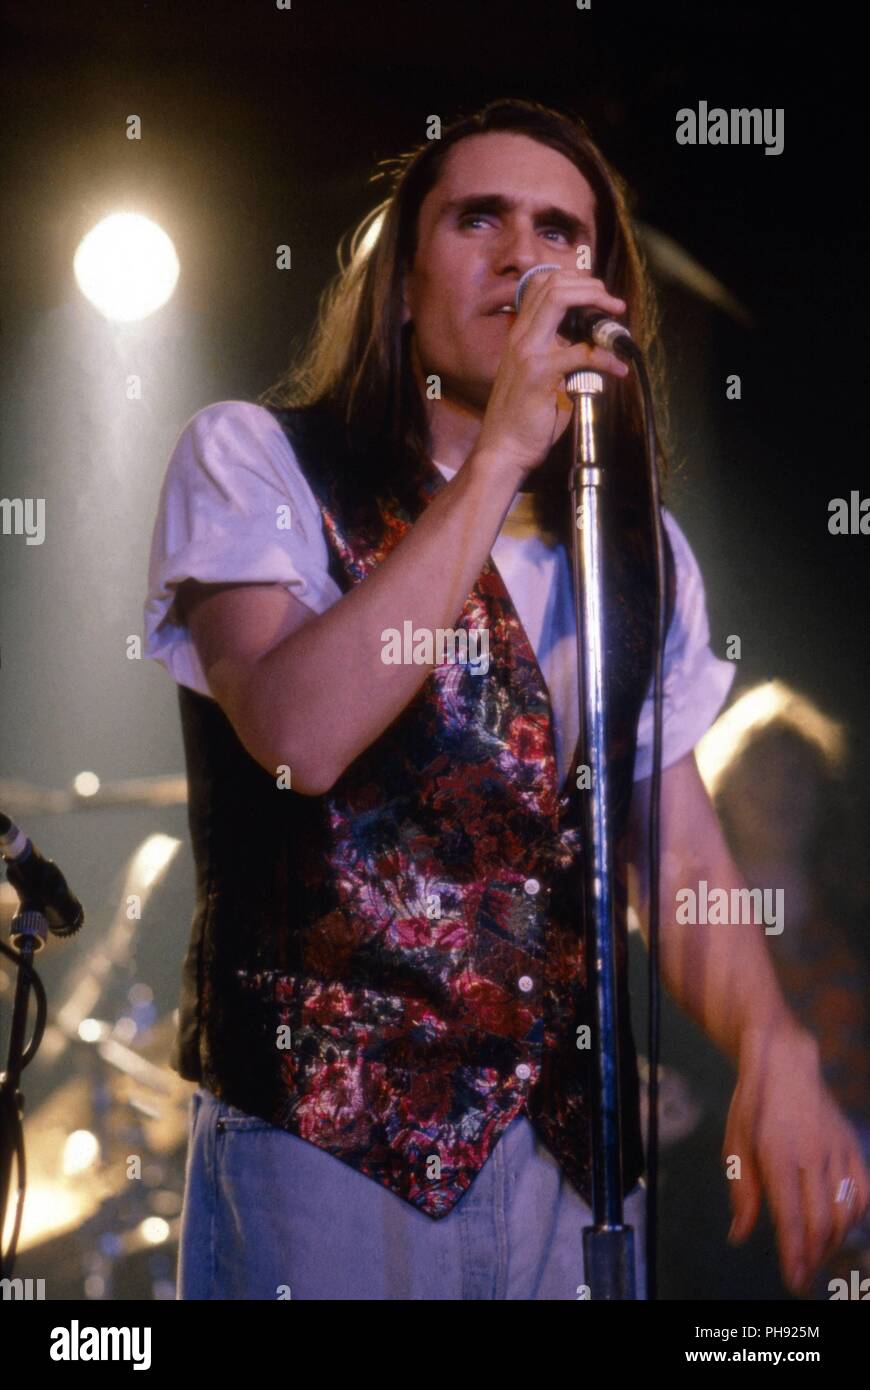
[
  {"x1": 0, "y1": 904, "x2": 48, "y2": 1275},
  {"x1": 0, "y1": 816, "x2": 82, "y2": 1276},
  {"x1": 567, "y1": 369, "x2": 637, "y2": 1301}
]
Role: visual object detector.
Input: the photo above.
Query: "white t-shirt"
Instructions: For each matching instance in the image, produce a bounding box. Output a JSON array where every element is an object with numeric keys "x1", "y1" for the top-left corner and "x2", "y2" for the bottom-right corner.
[{"x1": 144, "y1": 400, "x2": 735, "y2": 784}]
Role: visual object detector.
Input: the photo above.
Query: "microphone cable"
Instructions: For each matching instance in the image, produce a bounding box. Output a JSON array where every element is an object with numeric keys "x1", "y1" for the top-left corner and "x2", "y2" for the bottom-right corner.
[{"x1": 622, "y1": 344, "x2": 668, "y2": 1303}]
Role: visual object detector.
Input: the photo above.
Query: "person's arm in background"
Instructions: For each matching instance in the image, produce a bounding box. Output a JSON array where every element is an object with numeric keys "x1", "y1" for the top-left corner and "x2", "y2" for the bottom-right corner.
[{"x1": 628, "y1": 754, "x2": 870, "y2": 1295}]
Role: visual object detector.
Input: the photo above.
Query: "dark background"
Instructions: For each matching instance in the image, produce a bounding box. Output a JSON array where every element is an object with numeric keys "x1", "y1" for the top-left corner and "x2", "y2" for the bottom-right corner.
[{"x1": 0, "y1": 0, "x2": 866, "y2": 1300}]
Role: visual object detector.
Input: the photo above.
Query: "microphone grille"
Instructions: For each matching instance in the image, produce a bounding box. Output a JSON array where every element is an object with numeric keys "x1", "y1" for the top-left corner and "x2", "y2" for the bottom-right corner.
[{"x1": 514, "y1": 263, "x2": 561, "y2": 313}]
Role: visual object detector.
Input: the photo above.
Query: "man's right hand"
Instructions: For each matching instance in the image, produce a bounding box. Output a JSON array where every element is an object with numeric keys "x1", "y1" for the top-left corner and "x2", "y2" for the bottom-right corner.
[{"x1": 474, "y1": 268, "x2": 629, "y2": 486}]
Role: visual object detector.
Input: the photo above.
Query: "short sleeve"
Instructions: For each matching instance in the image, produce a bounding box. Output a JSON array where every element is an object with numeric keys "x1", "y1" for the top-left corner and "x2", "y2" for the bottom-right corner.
[
  {"x1": 143, "y1": 400, "x2": 342, "y2": 698},
  {"x1": 632, "y1": 509, "x2": 736, "y2": 781}
]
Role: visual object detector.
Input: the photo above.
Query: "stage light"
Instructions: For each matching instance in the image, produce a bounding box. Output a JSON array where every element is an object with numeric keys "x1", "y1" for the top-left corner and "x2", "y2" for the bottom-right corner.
[
  {"x1": 139, "y1": 1216, "x2": 170, "y2": 1245},
  {"x1": 73, "y1": 212, "x2": 180, "y2": 323},
  {"x1": 133, "y1": 832, "x2": 181, "y2": 891},
  {"x1": 74, "y1": 770, "x2": 100, "y2": 797},
  {"x1": 62, "y1": 1128, "x2": 101, "y2": 1176}
]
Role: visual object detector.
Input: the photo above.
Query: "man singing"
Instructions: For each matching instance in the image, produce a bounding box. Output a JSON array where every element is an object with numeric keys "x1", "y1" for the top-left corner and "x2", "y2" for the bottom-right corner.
[{"x1": 144, "y1": 99, "x2": 869, "y2": 1300}]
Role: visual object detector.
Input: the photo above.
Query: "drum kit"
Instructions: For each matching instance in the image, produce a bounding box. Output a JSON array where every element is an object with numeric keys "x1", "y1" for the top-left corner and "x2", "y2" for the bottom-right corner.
[{"x1": 0, "y1": 773, "x2": 194, "y2": 1300}]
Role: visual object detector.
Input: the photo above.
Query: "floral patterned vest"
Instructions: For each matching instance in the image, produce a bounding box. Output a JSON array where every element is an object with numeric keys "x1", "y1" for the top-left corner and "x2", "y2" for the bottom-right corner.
[{"x1": 171, "y1": 401, "x2": 675, "y2": 1218}]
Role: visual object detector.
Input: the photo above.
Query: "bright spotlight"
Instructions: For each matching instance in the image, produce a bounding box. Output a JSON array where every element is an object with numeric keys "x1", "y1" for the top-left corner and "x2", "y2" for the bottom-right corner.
[
  {"x1": 139, "y1": 1217, "x2": 170, "y2": 1245},
  {"x1": 73, "y1": 771, "x2": 100, "y2": 797},
  {"x1": 73, "y1": 212, "x2": 180, "y2": 323},
  {"x1": 62, "y1": 1129, "x2": 101, "y2": 1176}
]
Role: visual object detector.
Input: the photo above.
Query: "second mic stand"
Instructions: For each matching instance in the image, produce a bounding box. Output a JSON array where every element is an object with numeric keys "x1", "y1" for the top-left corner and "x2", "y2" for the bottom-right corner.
[
  {"x1": 567, "y1": 369, "x2": 636, "y2": 1301},
  {"x1": 0, "y1": 904, "x2": 49, "y2": 1276}
]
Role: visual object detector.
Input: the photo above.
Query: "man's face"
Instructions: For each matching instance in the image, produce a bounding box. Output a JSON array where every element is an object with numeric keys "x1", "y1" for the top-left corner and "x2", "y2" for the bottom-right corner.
[{"x1": 402, "y1": 131, "x2": 599, "y2": 412}]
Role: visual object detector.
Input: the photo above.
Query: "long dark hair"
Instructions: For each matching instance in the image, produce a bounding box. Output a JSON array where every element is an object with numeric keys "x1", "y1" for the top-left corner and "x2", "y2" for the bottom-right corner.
[{"x1": 258, "y1": 98, "x2": 671, "y2": 528}]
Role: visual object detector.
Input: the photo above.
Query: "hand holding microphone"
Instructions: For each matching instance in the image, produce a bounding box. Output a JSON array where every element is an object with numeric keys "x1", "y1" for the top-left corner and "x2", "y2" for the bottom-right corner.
[
  {"x1": 474, "y1": 263, "x2": 632, "y2": 488},
  {"x1": 514, "y1": 262, "x2": 637, "y2": 357}
]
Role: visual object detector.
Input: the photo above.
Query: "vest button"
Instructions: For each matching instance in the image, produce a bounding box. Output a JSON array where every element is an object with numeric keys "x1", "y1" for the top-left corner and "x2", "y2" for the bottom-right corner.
[
  {"x1": 518, "y1": 975, "x2": 534, "y2": 993},
  {"x1": 523, "y1": 878, "x2": 540, "y2": 896},
  {"x1": 515, "y1": 1062, "x2": 532, "y2": 1081}
]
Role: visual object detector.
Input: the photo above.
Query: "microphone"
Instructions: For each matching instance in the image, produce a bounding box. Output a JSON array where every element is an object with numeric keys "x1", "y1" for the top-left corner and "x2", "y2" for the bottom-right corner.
[
  {"x1": 514, "y1": 263, "x2": 637, "y2": 357},
  {"x1": 0, "y1": 813, "x2": 84, "y2": 937}
]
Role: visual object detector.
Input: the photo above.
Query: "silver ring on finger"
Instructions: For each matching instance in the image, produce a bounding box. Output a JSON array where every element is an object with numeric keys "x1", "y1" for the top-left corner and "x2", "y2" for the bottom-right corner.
[{"x1": 834, "y1": 1177, "x2": 857, "y2": 1208}]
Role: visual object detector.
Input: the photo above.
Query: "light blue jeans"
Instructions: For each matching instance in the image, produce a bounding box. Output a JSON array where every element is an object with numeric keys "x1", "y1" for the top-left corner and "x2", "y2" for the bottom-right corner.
[{"x1": 177, "y1": 1085, "x2": 647, "y2": 1300}]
